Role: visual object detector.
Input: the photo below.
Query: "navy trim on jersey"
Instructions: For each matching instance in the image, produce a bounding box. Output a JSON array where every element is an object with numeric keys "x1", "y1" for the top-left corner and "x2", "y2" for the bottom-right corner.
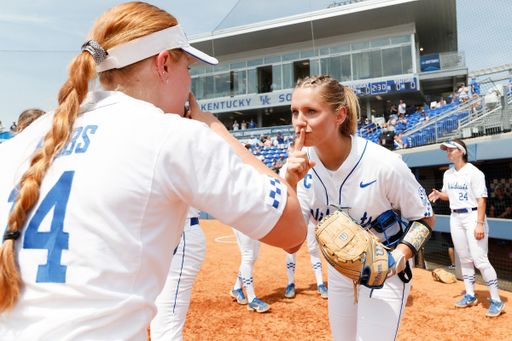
[
  {"x1": 308, "y1": 149, "x2": 329, "y2": 206},
  {"x1": 172, "y1": 231, "x2": 186, "y2": 313},
  {"x1": 393, "y1": 281, "x2": 406, "y2": 341},
  {"x1": 338, "y1": 140, "x2": 368, "y2": 204}
]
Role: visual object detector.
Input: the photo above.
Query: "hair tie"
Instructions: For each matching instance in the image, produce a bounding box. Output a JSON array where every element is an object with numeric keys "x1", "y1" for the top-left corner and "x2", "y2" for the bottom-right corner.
[
  {"x1": 3, "y1": 230, "x2": 20, "y2": 241},
  {"x1": 81, "y1": 39, "x2": 108, "y2": 65}
]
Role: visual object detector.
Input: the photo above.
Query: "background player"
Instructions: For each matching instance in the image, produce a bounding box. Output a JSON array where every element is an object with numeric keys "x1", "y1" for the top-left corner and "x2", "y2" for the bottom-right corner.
[
  {"x1": 283, "y1": 221, "x2": 327, "y2": 299},
  {"x1": 151, "y1": 207, "x2": 206, "y2": 340},
  {"x1": 0, "y1": 3, "x2": 307, "y2": 340},
  {"x1": 428, "y1": 139, "x2": 504, "y2": 317},
  {"x1": 231, "y1": 229, "x2": 270, "y2": 313},
  {"x1": 16, "y1": 109, "x2": 45, "y2": 134},
  {"x1": 285, "y1": 75, "x2": 435, "y2": 340}
]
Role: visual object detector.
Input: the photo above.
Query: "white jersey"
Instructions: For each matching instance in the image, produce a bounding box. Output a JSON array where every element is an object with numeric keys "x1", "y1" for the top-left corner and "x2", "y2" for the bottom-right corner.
[
  {"x1": 0, "y1": 91, "x2": 287, "y2": 341},
  {"x1": 441, "y1": 163, "x2": 487, "y2": 210},
  {"x1": 187, "y1": 206, "x2": 199, "y2": 219},
  {"x1": 294, "y1": 136, "x2": 432, "y2": 242}
]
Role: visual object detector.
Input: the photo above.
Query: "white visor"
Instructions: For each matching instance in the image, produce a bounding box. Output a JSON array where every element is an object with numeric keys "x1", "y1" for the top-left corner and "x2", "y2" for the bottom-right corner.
[
  {"x1": 96, "y1": 24, "x2": 218, "y2": 72},
  {"x1": 440, "y1": 141, "x2": 466, "y2": 155}
]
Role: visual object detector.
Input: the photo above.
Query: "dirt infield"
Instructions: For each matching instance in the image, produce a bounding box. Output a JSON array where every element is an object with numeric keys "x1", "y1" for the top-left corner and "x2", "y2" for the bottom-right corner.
[{"x1": 165, "y1": 220, "x2": 511, "y2": 340}]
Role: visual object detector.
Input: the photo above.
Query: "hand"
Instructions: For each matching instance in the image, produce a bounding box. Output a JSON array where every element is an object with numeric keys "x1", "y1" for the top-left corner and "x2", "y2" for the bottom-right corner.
[
  {"x1": 284, "y1": 128, "x2": 316, "y2": 188},
  {"x1": 188, "y1": 92, "x2": 220, "y2": 128},
  {"x1": 429, "y1": 189, "x2": 440, "y2": 203},
  {"x1": 387, "y1": 249, "x2": 406, "y2": 278},
  {"x1": 474, "y1": 223, "x2": 485, "y2": 240}
]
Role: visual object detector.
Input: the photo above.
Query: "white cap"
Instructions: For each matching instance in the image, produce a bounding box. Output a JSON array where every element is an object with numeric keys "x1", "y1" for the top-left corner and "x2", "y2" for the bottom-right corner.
[
  {"x1": 96, "y1": 24, "x2": 218, "y2": 72},
  {"x1": 440, "y1": 141, "x2": 466, "y2": 155}
]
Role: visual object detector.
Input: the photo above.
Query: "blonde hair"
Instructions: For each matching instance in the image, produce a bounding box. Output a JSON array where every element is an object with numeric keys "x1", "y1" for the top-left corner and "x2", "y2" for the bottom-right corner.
[
  {"x1": 0, "y1": 2, "x2": 182, "y2": 314},
  {"x1": 295, "y1": 75, "x2": 359, "y2": 136},
  {"x1": 17, "y1": 109, "x2": 45, "y2": 132}
]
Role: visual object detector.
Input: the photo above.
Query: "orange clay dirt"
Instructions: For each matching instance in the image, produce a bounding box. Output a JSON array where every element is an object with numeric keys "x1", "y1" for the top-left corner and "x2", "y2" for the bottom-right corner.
[{"x1": 149, "y1": 220, "x2": 511, "y2": 341}]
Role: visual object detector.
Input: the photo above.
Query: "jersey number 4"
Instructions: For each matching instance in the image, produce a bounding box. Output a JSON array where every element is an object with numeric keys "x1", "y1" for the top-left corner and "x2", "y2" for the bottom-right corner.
[
  {"x1": 458, "y1": 192, "x2": 469, "y2": 201},
  {"x1": 5, "y1": 171, "x2": 75, "y2": 283}
]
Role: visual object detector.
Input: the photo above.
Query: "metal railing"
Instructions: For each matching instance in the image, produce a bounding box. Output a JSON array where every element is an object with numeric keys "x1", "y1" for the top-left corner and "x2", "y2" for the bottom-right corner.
[
  {"x1": 403, "y1": 92, "x2": 512, "y2": 147},
  {"x1": 454, "y1": 92, "x2": 512, "y2": 139}
]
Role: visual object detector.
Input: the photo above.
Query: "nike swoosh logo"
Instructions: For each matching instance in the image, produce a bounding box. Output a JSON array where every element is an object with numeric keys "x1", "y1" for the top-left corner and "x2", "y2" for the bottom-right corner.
[{"x1": 360, "y1": 180, "x2": 377, "y2": 188}]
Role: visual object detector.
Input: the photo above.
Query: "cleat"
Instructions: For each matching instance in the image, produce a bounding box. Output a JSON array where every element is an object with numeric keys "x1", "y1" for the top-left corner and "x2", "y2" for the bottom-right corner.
[
  {"x1": 486, "y1": 298, "x2": 505, "y2": 317},
  {"x1": 446, "y1": 265, "x2": 455, "y2": 270},
  {"x1": 247, "y1": 298, "x2": 271, "y2": 313},
  {"x1": 455, "y1": 294, "x2": 477, "y2": 308},
  {"x1": 285, "y1": 283, "x2": 295, "y2": 299},
  {"x1": 230, "y1": 288, "x2": 248, "y2": 305},
  {"x1": 317, "y1": 284, "x2": 328, "y2": 299}
]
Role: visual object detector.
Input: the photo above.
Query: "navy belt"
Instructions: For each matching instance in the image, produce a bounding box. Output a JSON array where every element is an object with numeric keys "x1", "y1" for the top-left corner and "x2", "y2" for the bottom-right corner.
[
  {"x1": 190, "y1": 217, "x2": 200, "y2": 226},
  {"x1": 452, "y1": 207, "x2": 477, "y2": 214}
]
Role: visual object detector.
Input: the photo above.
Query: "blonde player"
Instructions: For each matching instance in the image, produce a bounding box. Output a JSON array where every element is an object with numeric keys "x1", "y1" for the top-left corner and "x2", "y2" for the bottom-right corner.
[
  {"x1": 151, "y1": 207, "x2": 206, "y2": 340},
  {"x1": 429, "y1": 139, "x2": 504, "y2": 317},
  {"x1": 285, "y1": 75, "x2": 435, "y2": 341},
  {"x1": 0, "y1": 3, "x2": 307, "y2": 340}
]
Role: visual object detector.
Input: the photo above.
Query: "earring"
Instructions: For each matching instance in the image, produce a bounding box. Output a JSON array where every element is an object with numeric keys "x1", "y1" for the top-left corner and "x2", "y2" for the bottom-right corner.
[{"x1": 162, "y1": 72, "x2": 169, "y2": 84}]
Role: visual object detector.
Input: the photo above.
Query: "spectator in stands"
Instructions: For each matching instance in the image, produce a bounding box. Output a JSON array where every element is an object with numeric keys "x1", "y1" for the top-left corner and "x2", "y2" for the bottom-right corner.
[
  {"x1": 10, "y1": 122, "x2": 17, "y2": 132},
  {"x1": 388, "y1": 104, "x2": 398, "y2": 120},
  {"x1": 233, "y1": 120, "x2": 239, "y2": 131},
  {"x1": 471, "y1": 77, "x2": 480, "y2": 95},
  {"x1": 248, "y1": 135, "x2": 257, "y2": 145},
  {"x1": 286, "y1": 133, "x2": 295, "y2": 144},
  {"x1": 264, "y1": 137, "x2": 273, "y2": 148},
  {"x1": 255, "y1": 151, "x2": 265, "y2": 162},
  {"x1": 457, "y1": 83, "x2": 469, "y2": 101},
  {"x1": 416, "y1": 111, "x2": 429, "y2": 125},
  {"x1": 274, "y1": 131, "x2": 285, "y2": 149},
  {"x1": 395, "y1": 113, "x2": 408, "y2": 134},
  {"x1": 423, "y1": 101, "x2": 429, "y2": 111},
  {"x1": 241, "y1": 120, "x2": 247, "y2": 130},
  {"x1": 0, "y1": 121, "x2": 4, "y2": 132},
  {"x1": 398, "y1": 100, "x2": 406, "y2": 116},
  {"x1": 387, "y1": 114, "x2": 396, "y2": 132},
  {"x1": 489, "y1": 185, "x2": 512, "y2": 219},
  {"x1": 249, "y1": 119, "x2": 257, "y2": 129},
  {"x1": 439, "y1": 97, "x2": 446, "y2": 107},
  {"x1": 378, "y1": 123, "x2": 400, "y2": 151},
  {"x1": 408, "y1": 104, "x2": 416, "y2": 116},
  {"x1": 271, "y1": 158, "x2": 280, "y2": 173},
  {"x1": 17, "y1": 109, "x2": 45, "y2": 133},
  {"x1": 398, "y1": 131, "x2": 410, "y2": 149},
  {"x1": 287, "y1": 141, "x2": 295, "y2": 155},
  {"x1": 277, "y1": 155, "x2": 286, "y2": 168},
  {"x1": 257, "y1": 135, "x2": 265, "y2": 148}
]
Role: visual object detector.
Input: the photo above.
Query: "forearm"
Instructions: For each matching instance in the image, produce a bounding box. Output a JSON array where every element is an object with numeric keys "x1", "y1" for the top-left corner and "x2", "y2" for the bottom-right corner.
[
  {"x1": 476, "y1": 198, "x2": 486, "y2": 222},
  {"x1": 399, "y1": 215, "x2": 435, "y2": 260}
]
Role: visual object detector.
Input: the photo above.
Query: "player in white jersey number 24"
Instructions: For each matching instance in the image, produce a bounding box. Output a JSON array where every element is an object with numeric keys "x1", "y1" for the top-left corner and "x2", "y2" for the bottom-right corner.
[
  {"x1": 429, "y1": 139, "x2": 504, "y2": 317},
  {"x1": 285, "y1": 75, "x2": 435, "y2": 341}
]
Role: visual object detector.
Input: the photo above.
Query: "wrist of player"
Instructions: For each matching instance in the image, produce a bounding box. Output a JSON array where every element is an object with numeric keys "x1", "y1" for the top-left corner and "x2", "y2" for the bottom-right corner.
[{"x1": 387, "y1": 249, "x2": 406, "y2": 278}]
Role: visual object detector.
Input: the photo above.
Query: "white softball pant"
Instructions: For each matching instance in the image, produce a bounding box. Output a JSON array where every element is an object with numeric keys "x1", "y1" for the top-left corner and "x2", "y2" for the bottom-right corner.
[
  {"x1": 328, "y1": 261, "x2": 411, "y2": 341},
  {"x1": 151, "y1": 218, "x2": 206, "y2": 341},
  {"x1": 450, "y1": 211, "x2": 489, "y2": 268}
]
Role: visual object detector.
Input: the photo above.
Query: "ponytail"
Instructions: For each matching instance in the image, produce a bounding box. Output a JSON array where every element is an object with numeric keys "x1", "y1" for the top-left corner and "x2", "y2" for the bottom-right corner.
[{"x1": 0, "y1": 52, "x2": 96, "y2": 314}]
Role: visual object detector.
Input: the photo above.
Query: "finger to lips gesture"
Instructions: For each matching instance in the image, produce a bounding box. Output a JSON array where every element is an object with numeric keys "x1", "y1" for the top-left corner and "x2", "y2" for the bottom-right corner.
[
  {"x1": 285, "y1": 128, "x2": 316, "y2": 188},
  {"x1": 188, "y1": 92, "x2": 219, "y2": 127}
]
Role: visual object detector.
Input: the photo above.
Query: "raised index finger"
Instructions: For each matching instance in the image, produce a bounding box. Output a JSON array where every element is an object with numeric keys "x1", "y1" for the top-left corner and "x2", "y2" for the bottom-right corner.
[
  {"x1": 295, "y1": 128, "x2": 306, "y2": 151},
  {"x1": 188, "y1": 92, "x2": 200, "y2": 112}
]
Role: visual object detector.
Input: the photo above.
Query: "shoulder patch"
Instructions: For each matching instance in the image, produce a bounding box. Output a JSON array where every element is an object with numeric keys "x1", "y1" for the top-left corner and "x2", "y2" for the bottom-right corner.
[{"x1": 265, "y1": 176, "x2": 283, "y2": 209}]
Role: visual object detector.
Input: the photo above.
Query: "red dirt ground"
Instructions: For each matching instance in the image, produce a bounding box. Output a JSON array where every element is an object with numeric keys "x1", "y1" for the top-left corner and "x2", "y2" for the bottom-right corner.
[{"x1": 154, "y1": 220, "x2": 512, "y2": 340}]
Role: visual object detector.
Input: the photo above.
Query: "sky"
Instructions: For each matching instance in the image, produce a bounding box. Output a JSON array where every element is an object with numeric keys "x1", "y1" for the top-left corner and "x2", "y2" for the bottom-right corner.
[{"x1": 0, "y1": 0, "x2": 511, "y2": 128}]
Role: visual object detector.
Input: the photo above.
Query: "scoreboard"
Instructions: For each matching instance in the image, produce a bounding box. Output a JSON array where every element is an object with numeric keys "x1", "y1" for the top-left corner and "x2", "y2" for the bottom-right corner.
[{"x1": 344, "y1": 76, "x2": 418, "y2": 97}]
